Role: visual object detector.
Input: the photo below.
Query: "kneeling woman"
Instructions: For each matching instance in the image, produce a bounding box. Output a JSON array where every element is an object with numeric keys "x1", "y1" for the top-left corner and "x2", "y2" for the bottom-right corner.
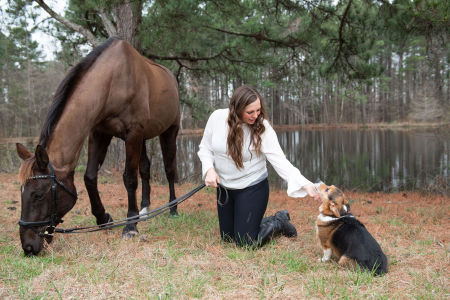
[{"x1": 198, "y1": 85, "x2": 320, "y2": 247}]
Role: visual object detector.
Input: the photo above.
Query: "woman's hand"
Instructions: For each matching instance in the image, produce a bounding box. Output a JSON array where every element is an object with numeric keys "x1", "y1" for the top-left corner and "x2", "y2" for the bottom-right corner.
[
  {"x1": 303, "y1": 184, "x2": 321, "y2": 202},
  {"x1": 205, "y1": 168, "x2": 220, "y2": 188}
]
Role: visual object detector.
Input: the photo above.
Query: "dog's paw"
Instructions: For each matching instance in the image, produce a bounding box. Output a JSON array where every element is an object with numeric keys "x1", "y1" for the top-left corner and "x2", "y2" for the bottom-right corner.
[{"x1": 319, "y1": 249, "x2": 332, "y2": 262}]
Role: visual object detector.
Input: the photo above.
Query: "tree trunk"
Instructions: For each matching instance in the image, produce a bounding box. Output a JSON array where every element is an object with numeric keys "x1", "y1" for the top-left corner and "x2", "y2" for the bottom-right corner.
[
  {"x1": 430, "y1": 38, "x2": 443, "y2": 104},
  {"x1": 378, "y1": 55, "x2": 385, "y2": 122},
  {"x1": 398, "y1": 51, "x2": 404, "y2": 120},
  {"x1": 386, "y1": 50, "x2": 392, "y2": 122},
  {"x1": 113, "y1": 1, "x2": 143, "y2": 51},
  {"x1": 360, "y1": 97, "x2": 366, "y2": 125},
  {"x1": 405, "y1": 49, "x2": 412, "y2": 116}
]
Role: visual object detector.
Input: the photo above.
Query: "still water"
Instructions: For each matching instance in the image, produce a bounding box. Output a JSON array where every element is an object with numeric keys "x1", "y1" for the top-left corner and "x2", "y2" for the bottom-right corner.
[
  {"x1": 2, "y1": 128, "x2": 448, "y2": 192},
  {"x1": 154, "y1": 128, "x2": 449, "y2": 192}
]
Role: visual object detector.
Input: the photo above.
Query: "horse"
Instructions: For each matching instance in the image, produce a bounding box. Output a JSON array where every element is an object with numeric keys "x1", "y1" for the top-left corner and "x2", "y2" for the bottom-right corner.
[{"x1": 16, "y1": 37, "x2": 180, "y2": 256}]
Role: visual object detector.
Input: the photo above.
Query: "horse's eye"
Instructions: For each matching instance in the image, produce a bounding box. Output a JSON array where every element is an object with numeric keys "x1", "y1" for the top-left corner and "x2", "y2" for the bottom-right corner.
[{"x1": 31, "y1": 192, "x2": 44, "y2": 201}]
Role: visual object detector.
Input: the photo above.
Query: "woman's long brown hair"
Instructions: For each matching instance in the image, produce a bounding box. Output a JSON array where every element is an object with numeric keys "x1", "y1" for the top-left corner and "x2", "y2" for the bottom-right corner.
[{"x1": 227, "y1": 85, "x2": 266, "y2": 169}]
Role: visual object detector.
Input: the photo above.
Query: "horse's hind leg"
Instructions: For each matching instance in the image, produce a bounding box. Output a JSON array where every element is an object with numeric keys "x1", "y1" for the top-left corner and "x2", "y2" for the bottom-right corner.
[
  {"x1": 122, "y1": 128, "x2": 143, "y2": 238},
  {"x1": 84, "y1": 131, "x2": 113, "y2": 225},
  {"x1": 159, "y1": 124, "x2": 179, "y2": 215},
  {"x1": 139, "y1": 142, "x2": 151, "y2": 215}
]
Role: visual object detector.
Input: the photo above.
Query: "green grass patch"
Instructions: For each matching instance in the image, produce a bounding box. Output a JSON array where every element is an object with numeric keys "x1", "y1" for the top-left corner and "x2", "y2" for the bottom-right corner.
[
  {"x1": 267, "y1": 250, "x2": 309, "y2": 273},
  {"x1": 1, "y1": 251, "x2": 64, "y2": 283},
  {"x1": 388, "y1": 216, "x2": 404, "y2": 226},
  {"x1": 142, "y1": 211, "x2": 217, "y2": 242},
  {"x1": 225, "y1": 245, "x2": 258, "y2": 260},
  {"x1": 75, "y1": 165, "x2": 86, "y2": 173},
  {"x1": 98, "y1": 175, "x2": 115, "y2": 184}
]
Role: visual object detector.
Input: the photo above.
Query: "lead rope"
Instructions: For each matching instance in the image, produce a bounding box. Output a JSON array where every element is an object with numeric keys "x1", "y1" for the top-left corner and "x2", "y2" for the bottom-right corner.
[
  {"x1": 217, "y1": 184, "x2": 229, "y2": 207},
  {"x1": 54, "y1": 184, "x2": 205, "y2": 234}
]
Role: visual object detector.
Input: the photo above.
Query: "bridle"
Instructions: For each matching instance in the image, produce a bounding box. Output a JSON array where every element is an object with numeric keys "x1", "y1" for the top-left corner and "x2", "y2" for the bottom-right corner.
[
  {"x1": 18, "y1": 162, "x2": 77, "y2": 238},
  {"x1": 18, "y1": 162, "x2": 206, "y2": 237}
]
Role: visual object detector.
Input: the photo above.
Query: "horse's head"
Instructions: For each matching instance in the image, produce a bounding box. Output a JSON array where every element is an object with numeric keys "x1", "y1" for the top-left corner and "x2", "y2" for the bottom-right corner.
[{"x1": 16, "y1": 143, "x2": 77, "y2": 256}]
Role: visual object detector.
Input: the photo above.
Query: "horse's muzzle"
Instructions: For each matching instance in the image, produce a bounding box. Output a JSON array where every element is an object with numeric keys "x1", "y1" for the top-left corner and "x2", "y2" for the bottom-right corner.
[
  {"x1": 20, "y1": 227, "x2": 45, "y2": 256},
  {"x1": 22, "y1": 241, "x2": 43, "y2": 256}
]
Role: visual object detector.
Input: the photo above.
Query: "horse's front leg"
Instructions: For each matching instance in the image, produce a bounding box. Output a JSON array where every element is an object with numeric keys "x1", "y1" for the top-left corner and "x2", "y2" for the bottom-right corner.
[
  {"x1": 122, "y1": 127, "x2": 143, "y2": 238},
  {"x1": 84, "y1": 131, "x2": 113, "y2": 225}
]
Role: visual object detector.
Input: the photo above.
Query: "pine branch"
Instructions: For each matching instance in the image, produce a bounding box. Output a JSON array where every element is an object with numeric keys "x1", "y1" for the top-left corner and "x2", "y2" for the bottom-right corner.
[
  {"x1": 34, "y1": 0, "x2": 101, "y2": 47},
  {"x1": 331, "y1": 0, "x2": 353, "y2": 69},
  {"x1": 203, "y1": 25, "x2": 308, "y2": 48}
]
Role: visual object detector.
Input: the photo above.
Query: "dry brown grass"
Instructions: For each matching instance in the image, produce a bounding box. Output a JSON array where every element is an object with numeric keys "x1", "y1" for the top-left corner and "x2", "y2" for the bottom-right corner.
[{"x1": 0, "y1": 172, "x2": 448, "y2": 299}]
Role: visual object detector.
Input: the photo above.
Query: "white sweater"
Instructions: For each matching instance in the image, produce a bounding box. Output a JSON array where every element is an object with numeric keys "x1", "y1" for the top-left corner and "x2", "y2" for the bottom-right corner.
[{"x1": 197, "y1": 108, "x2": 312, "y2": 197}]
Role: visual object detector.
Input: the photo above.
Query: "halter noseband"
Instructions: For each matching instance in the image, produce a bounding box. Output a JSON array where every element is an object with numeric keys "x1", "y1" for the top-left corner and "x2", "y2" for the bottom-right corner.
[{"x1": 18, "y1": 162, "x2": 77, "y2": 238}]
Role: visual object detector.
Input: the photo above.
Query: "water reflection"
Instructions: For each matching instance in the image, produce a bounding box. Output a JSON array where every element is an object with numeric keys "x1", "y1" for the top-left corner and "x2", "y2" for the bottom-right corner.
[
  {"x1": 273, "y1": 129, "x2": 449, "y2": 191},
  {"x1": 2, "y1": 128, "x2": 448, "y2": 192},
  {"x1": 149, "y1": 128, "x2": 449, "y2": 191}
]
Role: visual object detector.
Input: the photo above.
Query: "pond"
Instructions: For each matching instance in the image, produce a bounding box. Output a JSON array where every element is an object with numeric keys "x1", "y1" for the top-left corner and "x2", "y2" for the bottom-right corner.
[
  {"x1": 2, "y1": 128, "x2": 448, "y2": 192},
  {"x1": 170, "y1": 128, "x2": 449, "y2": 192}
]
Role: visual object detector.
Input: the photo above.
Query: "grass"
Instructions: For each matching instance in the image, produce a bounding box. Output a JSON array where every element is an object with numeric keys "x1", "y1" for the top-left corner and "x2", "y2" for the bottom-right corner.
[{"x1": 0, "y1": 173, "x2": 449, "y2": 299}]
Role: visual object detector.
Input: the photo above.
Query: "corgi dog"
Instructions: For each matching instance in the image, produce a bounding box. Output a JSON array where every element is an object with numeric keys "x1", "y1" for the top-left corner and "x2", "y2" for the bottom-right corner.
[{"x1": 315, "y1": 182, "x2": 388, "y2": 275}]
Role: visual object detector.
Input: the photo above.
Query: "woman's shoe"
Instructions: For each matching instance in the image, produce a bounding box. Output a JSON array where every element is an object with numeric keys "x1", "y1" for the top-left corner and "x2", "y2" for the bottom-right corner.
[
  {"x1": 274, "y1": 210, "x2": 297, "y2": 237},
  {"x1": 256, "y1": 210, "x2": 297, "y2": 246}
]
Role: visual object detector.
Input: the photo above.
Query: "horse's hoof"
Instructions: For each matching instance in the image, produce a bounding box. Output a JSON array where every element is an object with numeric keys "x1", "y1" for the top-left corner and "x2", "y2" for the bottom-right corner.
[
  {"x1": 106, "y1": 213, "x2": 113, "y2": 223},
  {"x1": 139, "y1": 234, "x2": 149, "y2": 242},
  {"x1": 98, "y1": 213, "x2": 113, "y2": 227},
  {"x1": 122, "y1": 230, "x2": 139, "y2": 239},
  {"x1": 169, "y1": 210, "x2": 179, "y2": 218},
  {"x1": 139, "y1": 207, "x2": 150, "y2": 219}
]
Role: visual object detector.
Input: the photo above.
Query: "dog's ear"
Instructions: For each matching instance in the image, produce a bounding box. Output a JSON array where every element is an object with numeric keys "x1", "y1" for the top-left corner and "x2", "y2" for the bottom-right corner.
[{"x1": 330, "y1": 202, "x2": 341, "y2": 217}]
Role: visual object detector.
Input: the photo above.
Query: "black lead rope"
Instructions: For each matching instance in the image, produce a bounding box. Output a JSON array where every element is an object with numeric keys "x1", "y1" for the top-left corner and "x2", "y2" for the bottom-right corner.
[
  {"x1": 54, "y1": 183, "x2": 206, "y2": 234},
  {"x1": 217, "y1": 184, "x2": 229, "y2": 207}
]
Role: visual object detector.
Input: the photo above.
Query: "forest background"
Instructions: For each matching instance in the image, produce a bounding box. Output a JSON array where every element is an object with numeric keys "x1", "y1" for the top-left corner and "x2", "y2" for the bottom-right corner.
[
  {"x1": 1, "y1": 3, "x2": 449, "y2": 298},
  {"x1": 1, "y1": 0, "x2": 448, "y2": 137}
]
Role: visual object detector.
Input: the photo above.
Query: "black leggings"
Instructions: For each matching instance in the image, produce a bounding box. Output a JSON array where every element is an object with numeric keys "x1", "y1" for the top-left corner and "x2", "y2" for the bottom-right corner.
[{"x1": 216, "y1": 178, "x2": 269, "y2": 246}]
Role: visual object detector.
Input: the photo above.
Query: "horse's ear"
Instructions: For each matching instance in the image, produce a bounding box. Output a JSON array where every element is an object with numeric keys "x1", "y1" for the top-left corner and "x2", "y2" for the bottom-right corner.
[
  {"x1": 35, "y1": 145, "x2": 49, "y2": 171},
  {"x1": 16, "y1": 143, "x2": 33, "y2": 160}
]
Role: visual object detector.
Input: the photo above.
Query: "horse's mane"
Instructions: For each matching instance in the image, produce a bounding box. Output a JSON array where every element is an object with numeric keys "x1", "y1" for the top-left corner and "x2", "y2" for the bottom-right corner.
[{"x1": 39, "y1": 36, "x2": 120, "y2": 148}]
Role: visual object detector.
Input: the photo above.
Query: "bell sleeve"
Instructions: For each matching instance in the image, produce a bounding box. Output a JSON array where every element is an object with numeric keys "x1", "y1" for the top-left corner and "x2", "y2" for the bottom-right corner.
[
  {"x1": 261, "y1": 122, "x2": 312, "y2": 198},
  {"x1": 197, "y1": 112, "x2": 216, "y2": 180}
]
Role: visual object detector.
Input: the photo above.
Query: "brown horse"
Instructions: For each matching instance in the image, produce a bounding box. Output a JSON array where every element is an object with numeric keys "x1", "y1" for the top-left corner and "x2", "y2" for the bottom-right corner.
[{"x1": 16, "y1": 37, "x2": 180, "y2": 256}]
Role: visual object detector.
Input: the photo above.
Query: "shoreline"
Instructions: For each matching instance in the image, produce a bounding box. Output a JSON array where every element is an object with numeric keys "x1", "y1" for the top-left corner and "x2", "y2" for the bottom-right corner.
[
  {"x1": 1, "y1": 122, "x2": 448, "y2": 142},
  {"x1": 179, "y1": 121, "x2": 449, "y2": 136}
]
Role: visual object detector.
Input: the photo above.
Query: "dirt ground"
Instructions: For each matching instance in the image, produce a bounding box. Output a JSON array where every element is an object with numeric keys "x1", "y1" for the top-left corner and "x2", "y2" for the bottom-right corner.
[
  {"x1": 1, "y1": 171, "x2": 449, "y2": 298},
  {"x1": 2, "y1": 171, "x2": 449, "y2": 251}
]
